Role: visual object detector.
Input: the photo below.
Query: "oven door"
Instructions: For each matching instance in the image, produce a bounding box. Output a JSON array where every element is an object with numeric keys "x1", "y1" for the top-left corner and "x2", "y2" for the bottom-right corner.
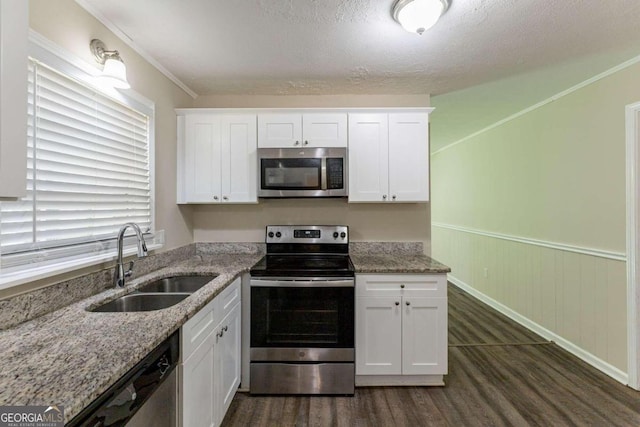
[{"x1": 250, "y1": 279, "x2": 354, "y2": 352}]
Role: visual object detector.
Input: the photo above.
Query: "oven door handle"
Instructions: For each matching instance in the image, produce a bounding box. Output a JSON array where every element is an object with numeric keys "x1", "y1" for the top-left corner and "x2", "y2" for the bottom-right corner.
[{"x1": 250, "y1": 279, "x2": 354, "y2": 288}]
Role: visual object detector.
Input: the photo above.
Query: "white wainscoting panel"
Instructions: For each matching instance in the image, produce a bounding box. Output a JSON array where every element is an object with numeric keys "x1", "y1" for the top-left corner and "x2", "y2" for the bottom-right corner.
[{"x1": 432, "y1": 224, "x2": 628, "y2": 380}]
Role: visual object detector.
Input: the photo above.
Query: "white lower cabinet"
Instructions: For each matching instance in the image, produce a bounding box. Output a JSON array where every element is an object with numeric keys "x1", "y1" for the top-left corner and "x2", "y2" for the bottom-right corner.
[
  {"x1": 181, "y1": 332, "x2": 216, "y2": 427},
  {"x1": 217, "y1": 302, "x2": 241, "y2": 419},
  {"x1": 355, "y1": 274, "x2": 447, "y2": 386},
  {"x1": 179, "y1": 278, "x2": 241, "y2": 427}
]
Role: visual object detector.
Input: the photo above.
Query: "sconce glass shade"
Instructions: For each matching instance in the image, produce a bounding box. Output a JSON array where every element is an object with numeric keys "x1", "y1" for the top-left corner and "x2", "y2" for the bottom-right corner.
[
  {"x1": 100, "y1": 58, "x2": 130, "y2": 89},
  {"x1": 90, "y1": 39, "x2": 131, "y2": 89},
  {"x1": 393, "y1": 0, "x2": 449, "y2": 35}
]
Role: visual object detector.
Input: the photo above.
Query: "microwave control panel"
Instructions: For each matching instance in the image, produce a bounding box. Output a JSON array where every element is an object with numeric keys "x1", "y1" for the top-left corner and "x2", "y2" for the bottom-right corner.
[{"x1": 326, "y1": 158, "x2": 344, "y2": 189}]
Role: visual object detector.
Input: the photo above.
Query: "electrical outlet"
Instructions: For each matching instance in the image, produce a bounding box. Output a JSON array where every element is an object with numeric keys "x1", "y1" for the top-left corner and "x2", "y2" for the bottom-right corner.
[{"x1": 483, "y1": 267, "x2": 488, "y2": 278}]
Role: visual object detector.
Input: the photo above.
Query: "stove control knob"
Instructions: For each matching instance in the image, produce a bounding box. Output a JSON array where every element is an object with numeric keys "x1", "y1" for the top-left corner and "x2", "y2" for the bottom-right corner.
[
  {"x1": 340, "y1": 232, "x2": 346, "y2": 239},
  {"x1": 275, "y1": 231, "x2": 282, "y2": 238},
  {"x1": 268, "y1": 231, "x2": 274, "y2": 238},
  {"x1": 333, "y1": 232, "x2": 339, "y2": 239}
]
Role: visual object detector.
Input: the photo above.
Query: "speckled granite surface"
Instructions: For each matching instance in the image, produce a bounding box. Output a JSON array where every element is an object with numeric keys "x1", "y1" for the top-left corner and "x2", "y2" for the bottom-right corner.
[
  {"x1": 350, "y1": 241, "x2": 424, "y2": 255},
  {"x1": 0, "y1": 252, "x2": 262, "y2": 423},
  {"x1": 349, "y1": 242, "x2": 451, "y2": 274},
  {"x1": 196, "y1": 242, "x2": 265, "y2": 255},
  {"x1": 0, "y1": 245, "x2": 197, "y2": 330}
]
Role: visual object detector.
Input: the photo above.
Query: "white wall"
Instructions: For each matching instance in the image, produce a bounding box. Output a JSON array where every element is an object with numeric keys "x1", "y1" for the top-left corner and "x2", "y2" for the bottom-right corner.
[{"x1": 431, "y1": 60, "x2": 640, "y2": 378}]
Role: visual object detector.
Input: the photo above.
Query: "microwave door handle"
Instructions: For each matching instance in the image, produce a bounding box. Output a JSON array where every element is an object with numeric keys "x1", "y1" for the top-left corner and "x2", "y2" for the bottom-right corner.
[{"x1": 321, "y1": 157, "x2": 327, "y2": 190}]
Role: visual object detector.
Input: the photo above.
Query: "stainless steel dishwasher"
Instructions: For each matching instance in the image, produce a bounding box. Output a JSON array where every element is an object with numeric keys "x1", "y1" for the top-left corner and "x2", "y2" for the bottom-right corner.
[{"x1": 68, "y1": 331, "x2": 179, "y2": 427}]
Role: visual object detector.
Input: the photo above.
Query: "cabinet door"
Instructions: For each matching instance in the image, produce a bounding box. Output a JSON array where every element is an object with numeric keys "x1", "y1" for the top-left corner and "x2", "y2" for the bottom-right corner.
[
  {"x1": 216, "y1": 302, "x2": 241, "y2": 424},
  {"x1": 402, "y1": 297, "x2": 447, "y2": 375},
  {"x1": 221, "y1": 115, "x2": 257, "y2": 203},
  {"x1": 348, "y1": 114, "x2": 389, "y2": 202},
  {"x1": 183, "y1": 114, "x2": 221, "y2": 203},
  {"x1": 0, "y1": 0, "x2": 28, "y2": 198},
  {"x1": 388, "y1": 113, "x2": 429, "y2": 202},
  {"x1": 181, "y1": 332, "x2": 216, "y2": 427},
  {"x1": 355, "y1": 296, "x2": 402, "y2": 375},
  {"x1": 257, "y1": 114, "x2": 302, "y2": 148},
  {"x1": 302, "y1": 113, "x2": 347, "y2": 147}
]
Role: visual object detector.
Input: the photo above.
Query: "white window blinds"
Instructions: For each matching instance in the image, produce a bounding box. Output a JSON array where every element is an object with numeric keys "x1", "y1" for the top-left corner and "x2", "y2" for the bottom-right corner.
[{"x1": 0, "y1": 59, "x2": 151, "y2": 258}]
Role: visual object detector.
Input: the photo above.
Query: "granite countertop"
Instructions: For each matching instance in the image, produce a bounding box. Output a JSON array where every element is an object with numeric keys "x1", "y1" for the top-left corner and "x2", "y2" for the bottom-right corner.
[
  {"x1": 350, "y1": 253, "x2": 451, "y2": 274},
  {"x1": 349, "y1": 242, "x2": 451, "y2": 274},
  {"x1": 0, "y1": 253, "x2": 262, "y2": 423},
  {"x1": 0, "y1": 241, "x2": 450, "y2": 423}
]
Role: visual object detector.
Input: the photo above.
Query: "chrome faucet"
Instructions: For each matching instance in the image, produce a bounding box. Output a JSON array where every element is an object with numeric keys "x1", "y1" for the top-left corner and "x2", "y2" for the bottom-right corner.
[{"x1": 114, "y1": 223, "x2": 148, "y2": 288}]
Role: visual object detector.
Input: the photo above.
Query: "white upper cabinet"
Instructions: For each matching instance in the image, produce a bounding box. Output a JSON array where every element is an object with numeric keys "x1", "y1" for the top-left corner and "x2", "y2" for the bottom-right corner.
[
  {"x1": 388, "y1": 113, "x2": 429, "y2": 202},
  {"x1": 180, "y1": 114, "x2": 221, "y2": 203},
  {"x1": 348, "y1": 112, "x2": 430, "y2": 203},
  {"x1": 257, "y1": 114, "x2": 301, "y2": 148},
  {"x1": 348, "y1": 114, "x2": 389, "y2": 202},
  {"x1": 301, "y1": 113, "x2": 347, "y2": 147},
  {"x1": 221, "y1": 115, "x2": 258, "y2": 203},
  {"x1": 0, "y1": 0, "x2": 28, "y2": 198},
  {"x1": 177, "y1": 113, "x2": 257, "y2": 204},
  {"x1": 258, "y1": 113, "x2": 347, "y2": 148}
]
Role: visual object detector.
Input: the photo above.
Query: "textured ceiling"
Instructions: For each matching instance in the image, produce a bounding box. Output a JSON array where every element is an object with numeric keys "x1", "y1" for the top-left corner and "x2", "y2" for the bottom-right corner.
[{"x1": 78, "y1": 0, "x2": 640, "y2": 151}]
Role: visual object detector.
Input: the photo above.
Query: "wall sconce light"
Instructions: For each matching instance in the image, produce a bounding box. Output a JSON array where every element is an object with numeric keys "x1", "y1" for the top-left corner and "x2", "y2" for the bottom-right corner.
[
  {"x1": 392, "y1": 0, "x2": 450, "y2": 35},
  {"x1": 90, "y1": 39, "x2": 130, "y2": 89}
]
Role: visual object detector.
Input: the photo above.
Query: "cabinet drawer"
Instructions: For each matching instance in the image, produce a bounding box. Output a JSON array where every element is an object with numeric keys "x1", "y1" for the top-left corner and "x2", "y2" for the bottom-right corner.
[
  {"x1": 181, "y1": 297, "x2": 217, "y2": 361},
  {"x1": 218, "y1": 277, "x2": 241, "y2": 320},
  {"x1": 356, "y1": 274, "x2": 446, "y2": 298}
]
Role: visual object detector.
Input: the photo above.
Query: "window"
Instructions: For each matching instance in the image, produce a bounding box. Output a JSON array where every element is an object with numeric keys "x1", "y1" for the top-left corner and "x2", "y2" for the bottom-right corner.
[{"x1": 0, "y1": 54, "x2": 155, "y2": 275}]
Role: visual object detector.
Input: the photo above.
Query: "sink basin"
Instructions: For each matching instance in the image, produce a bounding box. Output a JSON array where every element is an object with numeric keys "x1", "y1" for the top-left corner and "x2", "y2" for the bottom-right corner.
[
  {"x1": 137, "y1": 275, "x2": 217, "y2": 293},
  {"x1": 91, "y1": 293, "x2": 189, "y2": 313}
]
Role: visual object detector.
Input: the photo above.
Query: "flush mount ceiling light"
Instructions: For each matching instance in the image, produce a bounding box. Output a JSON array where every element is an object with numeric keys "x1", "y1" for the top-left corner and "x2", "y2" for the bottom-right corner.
[
  {"x1": 90, "y1": 39, "x2": 130, "y2": 89},
  {"x1": 392, "y1": 0, "x2": 450, "y2": 35}
]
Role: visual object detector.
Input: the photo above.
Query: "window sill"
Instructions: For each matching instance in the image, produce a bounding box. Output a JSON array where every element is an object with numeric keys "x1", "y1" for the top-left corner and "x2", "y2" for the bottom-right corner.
[{"x1": 0, "y1": 232, "x2": 164, "y2": 290}]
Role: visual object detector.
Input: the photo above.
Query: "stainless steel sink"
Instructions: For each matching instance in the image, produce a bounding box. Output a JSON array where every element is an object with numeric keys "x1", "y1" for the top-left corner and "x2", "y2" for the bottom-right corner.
[
  {"x1": 91, "y1": 293, "x2": 189, "y2": 313},
  {"x1": 137, "y1": 275, "x2": 217, "y2": 293}
]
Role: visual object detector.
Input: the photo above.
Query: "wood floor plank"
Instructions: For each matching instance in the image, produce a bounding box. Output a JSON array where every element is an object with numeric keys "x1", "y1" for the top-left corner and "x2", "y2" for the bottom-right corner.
[
  {"x1": 222, "y1": 283, "x2": 640, "y2": 426},
  {"x1": 448, "y1": 285, "x2": 547, "y2": 345}
]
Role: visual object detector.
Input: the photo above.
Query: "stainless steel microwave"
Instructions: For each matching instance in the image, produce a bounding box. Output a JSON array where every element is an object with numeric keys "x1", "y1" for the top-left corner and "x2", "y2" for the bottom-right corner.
[{"x1": 258, "y1": 147, "x2": 348, "y2": 198}]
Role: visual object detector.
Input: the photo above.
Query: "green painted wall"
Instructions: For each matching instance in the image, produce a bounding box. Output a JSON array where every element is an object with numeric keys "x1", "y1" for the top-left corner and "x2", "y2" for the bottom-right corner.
[{"x1": 433, "y1": 62, "x2": 640, "y2": 252}]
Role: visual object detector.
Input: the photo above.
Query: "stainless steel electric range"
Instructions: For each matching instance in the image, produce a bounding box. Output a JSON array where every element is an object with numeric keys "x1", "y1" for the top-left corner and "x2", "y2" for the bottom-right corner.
[{"x1": 249, "y1": 225, "x2": 355, "y2": 395}]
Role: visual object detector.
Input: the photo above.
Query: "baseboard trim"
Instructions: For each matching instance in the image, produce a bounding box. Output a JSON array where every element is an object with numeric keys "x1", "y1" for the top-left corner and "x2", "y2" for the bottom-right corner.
[
  {"x1": 356, "y1": 375, "x2": 445, "y2": 387},
  {"x1": 448, "y1": 275, "x2": 629, "y2": 386},
  {"x1": 432, "y1": 222, "x2": 626, "y2": 262}
]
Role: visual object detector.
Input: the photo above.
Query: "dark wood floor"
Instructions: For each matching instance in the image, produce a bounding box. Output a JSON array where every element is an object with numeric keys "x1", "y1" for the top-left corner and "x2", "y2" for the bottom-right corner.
[{"x1": 221, "y1": 284, "x2": 640, "y2": 426}]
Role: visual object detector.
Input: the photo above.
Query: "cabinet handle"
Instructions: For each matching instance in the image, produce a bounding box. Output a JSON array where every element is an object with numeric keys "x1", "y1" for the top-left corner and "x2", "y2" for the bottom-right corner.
[
  {"x1": 213, "y1": 195, "x2": 219, "y2": 201},
  {"x1": 392, "y1": 195, "x2": 397, "y2": 201},
  {"x1": 304, "y1": 140, "x2": 309, "y2": 145},
  {"x1": 223, "y1": 196, "x2": 228, "y2": 201},
  {"x1": 395, "y1": 301, "x2": 400, "y2": 306},
  {"x1": 294, "y1": 141, "x2": 300, "y2": 146},
  {"x1": 400, "y1": 284, "x2": 405, "y2": 289},
  {"x1": 406, "y1": 301, "x2": 411, "y2": 306},
  {"x1": 382, "y1": 195, "x2": 387, "y2": 200}
]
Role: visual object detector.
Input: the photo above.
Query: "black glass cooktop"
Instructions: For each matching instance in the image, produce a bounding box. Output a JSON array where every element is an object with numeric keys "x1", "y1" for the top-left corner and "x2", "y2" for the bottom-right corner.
[{"x1": 250, "y1": 254, "x2": 355, "y2": 278}]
